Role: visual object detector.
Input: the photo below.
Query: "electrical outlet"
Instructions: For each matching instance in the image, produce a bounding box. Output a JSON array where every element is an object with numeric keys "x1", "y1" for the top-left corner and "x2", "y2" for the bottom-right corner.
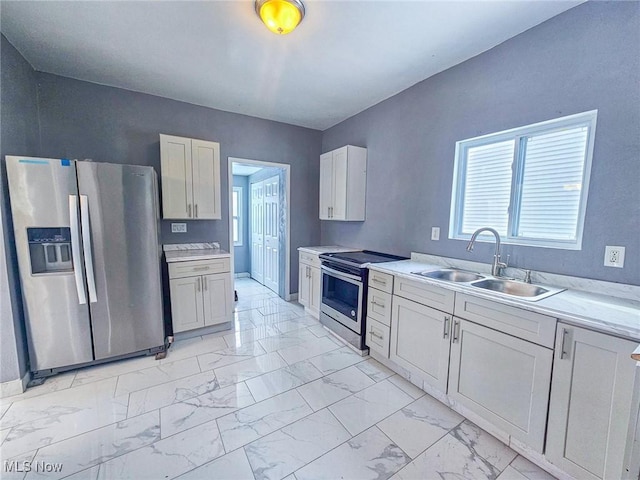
[
  {"x1": 431, "y1": 227, "x2": 440, "y2": 241},
  {"x1": 171, "y1": 223, "x2": 187, "y2": 233},
  {"x1": 604, "y1": 246, "x2": 625, "y2": 268}
]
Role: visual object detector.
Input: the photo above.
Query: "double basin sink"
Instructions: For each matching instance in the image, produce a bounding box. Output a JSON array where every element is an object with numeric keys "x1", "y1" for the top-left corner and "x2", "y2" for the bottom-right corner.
[{"x1": 411, "y1": 268, "x2": 564, "y2": 301}]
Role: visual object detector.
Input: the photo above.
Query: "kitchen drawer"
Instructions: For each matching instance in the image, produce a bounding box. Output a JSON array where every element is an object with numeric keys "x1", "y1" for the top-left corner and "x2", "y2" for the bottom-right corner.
[
  {"x1": 454, "y1": 293, "x2": 556, "y2": 348},
  {"x1": 368, "y1": 270, "x2": 393, "y2": 293},
  {"x1": 367, "y1": 287, "x2": 392, "y2": 327},
  {"x1": 394, "y1": 275, "x2": 455, "y2": 313},
  {"x1": 299, "y1": 251, "x2": 321, "y2": 268},
  {"x1": 366, "y1": 318, "x2": 390, "y2": 358},
  {"x1": 168, "y1": 257, "x2": 230, "y2": 279}
]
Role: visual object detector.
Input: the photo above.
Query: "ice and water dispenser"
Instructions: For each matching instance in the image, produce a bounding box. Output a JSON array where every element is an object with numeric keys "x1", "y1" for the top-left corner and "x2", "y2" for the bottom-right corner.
[{"x1": 28, "y1": 227, "x2": 73, "y2": 274}]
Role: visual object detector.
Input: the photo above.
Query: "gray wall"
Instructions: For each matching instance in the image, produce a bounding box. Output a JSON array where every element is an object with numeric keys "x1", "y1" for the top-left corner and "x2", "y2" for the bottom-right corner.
[
  {"x1": 321, "y1": 1, "x2": 640, "y2": 285},
  {"x1": 0, "y1": 35, "x2": 39, "y2": 382},
  {"x1": 35, "y1": 72, "x2": 323, "y2": 292},
  {"x1": 232, "y1": 175, "x2": 250, "y2": 274}
]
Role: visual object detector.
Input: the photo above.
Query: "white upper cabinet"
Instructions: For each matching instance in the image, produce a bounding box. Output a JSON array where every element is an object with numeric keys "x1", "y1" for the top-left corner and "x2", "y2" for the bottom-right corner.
[
  {"x1": 160, "y1": 134, "x2": 221, "y2": 220},
  {"x1": 319, "y1": 145, "x2": 366, "y2": 221}
]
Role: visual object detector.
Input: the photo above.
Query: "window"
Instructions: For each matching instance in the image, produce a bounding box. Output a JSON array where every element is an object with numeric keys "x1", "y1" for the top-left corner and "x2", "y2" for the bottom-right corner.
[
  {"x1": 449, "y1": 110, "x2": 597, "y2": 249},
  {"x1": 232, "y1": 186, "x2": 243, "y2": 246}
]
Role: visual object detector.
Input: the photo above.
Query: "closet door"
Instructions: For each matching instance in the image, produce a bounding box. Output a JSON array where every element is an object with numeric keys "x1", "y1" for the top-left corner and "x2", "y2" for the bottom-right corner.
[{"x1": 250, "y1": 181, "x2": 264, "y2": 284}]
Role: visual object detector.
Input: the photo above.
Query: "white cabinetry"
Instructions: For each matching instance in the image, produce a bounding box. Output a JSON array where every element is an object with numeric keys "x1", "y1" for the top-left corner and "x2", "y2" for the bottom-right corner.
[
  {"x1": 366, "y1": 271, "x2": 393, "y2": 358},
  {"x1": 448, "y1": 294, "x2": 555, "y2": 452},
  {"x1": 298, "y1": 251, "x2": 322, "y2": 318},
  {"x1": 160, "y1": 134, "x2": 221, "y2": 220},
  {"x1": 169, "y1": 258, "x2": 232, "y2": 333},
  {"x1": 546, "y1": 323, "x2": 639, "y2": 480},
  {"x1": 319, "y1": 145, "x2": 366, "y2": 221},
  {"x1": 390, "y1": 277, "x2": 455, "y2": 392}
]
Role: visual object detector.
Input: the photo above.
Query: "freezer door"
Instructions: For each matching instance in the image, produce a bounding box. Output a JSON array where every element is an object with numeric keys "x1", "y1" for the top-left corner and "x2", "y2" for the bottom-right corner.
[
  {"x1": 76, "y1": 162, "x2": 164, "y2": 359},
  {"x1": 5, "y1": 156, "x2": 93, "y2": 372}
]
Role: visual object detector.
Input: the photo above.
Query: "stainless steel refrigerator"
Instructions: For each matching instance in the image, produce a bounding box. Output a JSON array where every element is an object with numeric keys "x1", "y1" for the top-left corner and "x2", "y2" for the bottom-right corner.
[{"x1": 6, "y1": 156, "x2": 166, "y2": 376}]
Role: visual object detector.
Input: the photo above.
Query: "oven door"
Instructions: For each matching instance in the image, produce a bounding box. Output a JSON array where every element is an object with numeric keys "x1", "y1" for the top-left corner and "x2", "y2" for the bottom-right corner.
[{"x1": 321, "y1": 265, "x2": 363, "y2": 334}]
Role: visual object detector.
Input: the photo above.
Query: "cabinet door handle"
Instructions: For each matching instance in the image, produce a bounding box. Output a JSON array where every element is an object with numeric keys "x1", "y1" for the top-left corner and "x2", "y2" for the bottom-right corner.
[
  {"x1": 188, "y1": 204, "x2": 192, "y2": 218},
  {"x1": 443, "y1": 316, "x2": 450, "y2": 339},
  {"x1": 452, "y1": 319, "x2": 460, "y2": 343},
  {"x1": 203, "y1": 277, "x2": 207, "y2": 291},
  {"x1": 370, "y1": 330, "x2": 384, "y2": 340},
  {"x1": 195, "y1": 204, "x2": 198, "y2": 218},
  {"x1": 560, "y1": 328, "x2": 570, "y2": 359},
  {"x1": 196, "y1": 277, "x2": 201, "y2": 292}
]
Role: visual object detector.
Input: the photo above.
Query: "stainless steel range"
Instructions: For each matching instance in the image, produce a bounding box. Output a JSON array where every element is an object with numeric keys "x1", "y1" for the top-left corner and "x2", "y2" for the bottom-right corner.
[{"x1": 318, "y1": 250, "x2": 407, "y2": 352}]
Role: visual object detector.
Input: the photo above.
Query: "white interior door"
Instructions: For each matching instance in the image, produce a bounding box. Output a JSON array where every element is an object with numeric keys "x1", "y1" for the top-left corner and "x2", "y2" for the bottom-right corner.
[
  {"x1": 250, "y1": 181, "x2": 264, "y2": 284},
  {"x1": 263, "y1": 175, "x2": 280, "y2": 294}
]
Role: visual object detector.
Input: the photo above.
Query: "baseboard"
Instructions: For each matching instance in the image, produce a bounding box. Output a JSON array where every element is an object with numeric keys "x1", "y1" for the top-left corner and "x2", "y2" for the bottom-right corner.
[
  {"x1": 234, "y1": 272, "x2": 250, "y2": 278},
  {"x1": 0, "y1": 371, "x2": 30, "y2": 398}
]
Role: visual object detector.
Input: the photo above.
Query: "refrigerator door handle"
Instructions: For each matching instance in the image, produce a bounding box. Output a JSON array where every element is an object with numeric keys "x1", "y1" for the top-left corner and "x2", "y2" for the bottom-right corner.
[
  {"x1": 69, "y1": 195, "x2": 87, "y2": 305},
  {"x1": 80, "y1": 195, "x2": 98, "y2": 303}
]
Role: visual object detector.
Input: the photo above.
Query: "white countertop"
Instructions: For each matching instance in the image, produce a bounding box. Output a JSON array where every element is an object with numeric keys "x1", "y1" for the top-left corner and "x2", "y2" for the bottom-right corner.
[
  {"x1": 298, "y1": 245, "x2": 358, "y2": 255},
  {"x1": 369, "y1": 259, "x2": 640, "y2": 342},
  {"x1": 163, "y1": 242, "x2": 230, "y2": 263},
  {"x1": 165, "y1": 248, "x2": 230, "y2": 263}
]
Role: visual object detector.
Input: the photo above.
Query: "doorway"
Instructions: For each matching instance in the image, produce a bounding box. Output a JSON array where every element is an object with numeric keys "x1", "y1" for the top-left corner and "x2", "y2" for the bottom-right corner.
[{"x1": 228, "y1": 158, "x2": 290, "y2": 300}]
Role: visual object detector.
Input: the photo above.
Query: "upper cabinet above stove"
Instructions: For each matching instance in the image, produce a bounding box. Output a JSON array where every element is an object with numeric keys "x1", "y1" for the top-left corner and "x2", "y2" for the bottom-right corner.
[{"x1": 319, "y1": 145, "x2": 367, "y2": 221}]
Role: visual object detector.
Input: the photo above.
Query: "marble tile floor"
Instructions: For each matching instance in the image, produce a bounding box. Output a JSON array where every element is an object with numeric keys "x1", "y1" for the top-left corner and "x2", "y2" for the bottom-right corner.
[{"x1": 0, "y1": 278, "x2": 556, "y2": 480}]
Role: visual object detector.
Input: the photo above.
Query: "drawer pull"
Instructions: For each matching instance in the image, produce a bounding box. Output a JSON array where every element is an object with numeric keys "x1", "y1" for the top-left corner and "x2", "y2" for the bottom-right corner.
[
  {"x1": 443, "y1": 316, "x2": 450, "y2": 339},
  {"x1": 370, "y1": 330, "x2": 384, "y2": 340},
  {"x1": 371, "y1": 300, "x2": 386, "y2": 308},
  {"x1": 372, "y1": 277, "x2": 386, "y2": 285},
  {"x1": 193, "y1": 266, "x2": 210, "y2": 271}
]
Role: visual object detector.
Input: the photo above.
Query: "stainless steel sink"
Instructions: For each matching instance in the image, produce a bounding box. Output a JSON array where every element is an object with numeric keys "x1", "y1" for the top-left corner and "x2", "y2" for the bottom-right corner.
[
  {"x1": 412, "y1": 269, "x2": 485, "y2": 283},
  {"x1": 470, "y1": 278, "x2": 564, "y2": 301}
]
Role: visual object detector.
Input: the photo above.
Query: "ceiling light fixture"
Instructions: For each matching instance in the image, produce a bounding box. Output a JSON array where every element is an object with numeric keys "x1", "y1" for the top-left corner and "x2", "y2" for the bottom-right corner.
[{"x1": 255, "y1": 0, "x2": 305, "y2": 35}]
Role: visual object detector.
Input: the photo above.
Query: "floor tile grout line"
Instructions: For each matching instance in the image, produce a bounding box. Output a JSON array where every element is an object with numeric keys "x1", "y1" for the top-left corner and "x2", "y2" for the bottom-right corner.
[
  {"x1": 6, "y1": 408, "x2": 160, "y2": 470},
  {"x1": 113, "y1": 356, "x2": 203, "y2": 398}
]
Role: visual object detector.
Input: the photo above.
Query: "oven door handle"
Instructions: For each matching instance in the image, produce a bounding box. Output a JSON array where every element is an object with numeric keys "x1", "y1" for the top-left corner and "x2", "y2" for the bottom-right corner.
[{"x1": 321, "y1": 265, "x2": 362, "y2": 284}]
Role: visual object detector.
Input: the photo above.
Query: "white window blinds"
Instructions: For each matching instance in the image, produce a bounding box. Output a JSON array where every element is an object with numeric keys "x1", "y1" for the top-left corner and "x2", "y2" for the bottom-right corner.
[
  {"x1": 461, "y1": 140, "x2": 514, "y2": 236},
  {"x1": 450, "y1": 110, "x2": 596, "y2": 249},
  {"x1": 516, "y1": 126, "x2": 589, "y2": 241}
]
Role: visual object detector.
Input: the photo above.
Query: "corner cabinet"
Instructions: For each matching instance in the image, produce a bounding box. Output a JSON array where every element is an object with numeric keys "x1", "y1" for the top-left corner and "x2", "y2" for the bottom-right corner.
[
  {"x1": 168, "y1": 257, "x2": 232, "y2": 333},
  {"x1": 545, "y1": 323, "x2": 640, "y2": 480},
  {"x1": 319, "y1": 145, "x2": 366, "y2": 221},
  {"x1": 298, "y1": 250, "x2": 322, "y2": 318},
  {"x1": 160, "y1": 134, "x2": 221, "y2": 220}
]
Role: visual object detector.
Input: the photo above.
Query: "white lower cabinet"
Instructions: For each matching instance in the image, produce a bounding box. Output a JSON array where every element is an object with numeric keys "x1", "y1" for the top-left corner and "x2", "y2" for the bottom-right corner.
[
  {"x1": 168, "y1": 258, "x2": 232, "y2": 334},
  {"x1": 298, "y1": 251, "x2": 321, "y2": 318},
  {"x1": 169, "y1": 276, "x2": 204, "y2": 332},
  {"x1": 546, "y1": 323, "x2": 639, "y2": 480},
  {"x1": 390, "y1": 296, "x2": 451, "y2": 392},
  {"x1": 367, "y1": 318, "x2": 391, "y2": 358},
  {"x1": 447, "y1": 318, "x2": 553, "y2": 451}
]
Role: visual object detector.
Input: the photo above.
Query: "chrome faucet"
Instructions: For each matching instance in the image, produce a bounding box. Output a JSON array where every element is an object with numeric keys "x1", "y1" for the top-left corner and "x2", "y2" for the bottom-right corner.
[{"x1": 466, "y1": 227, "x2": 508, "y2": 277}]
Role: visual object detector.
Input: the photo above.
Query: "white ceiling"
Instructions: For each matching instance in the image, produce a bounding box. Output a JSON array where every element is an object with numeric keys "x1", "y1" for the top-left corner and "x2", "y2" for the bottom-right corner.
[
  {"x1": 232, "y1": 163, "x2": 263, "y2": 176},
  {"x1": 0, "y1": 1, "x2": 582, "y2": 130}
]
